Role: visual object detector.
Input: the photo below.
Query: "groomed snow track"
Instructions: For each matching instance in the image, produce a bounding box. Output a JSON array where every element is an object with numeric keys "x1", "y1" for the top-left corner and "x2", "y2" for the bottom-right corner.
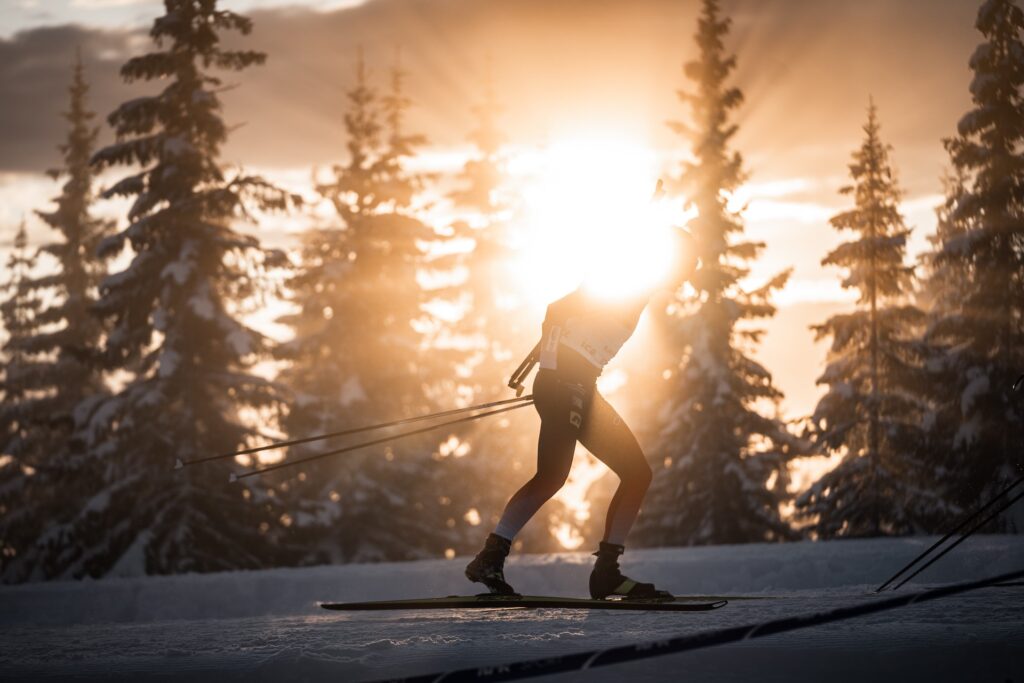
[{"x1": 2, "y1": 536, "x2": 1022, "y2": 682}]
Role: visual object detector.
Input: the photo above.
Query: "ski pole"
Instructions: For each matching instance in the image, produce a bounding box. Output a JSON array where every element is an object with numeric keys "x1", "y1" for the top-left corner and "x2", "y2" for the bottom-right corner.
[
  {"x1": 876, "y1": 373, "x2": 1024, "y2": 592},
  {"x1": 176, "y1": 395, "x2": 534, "y2": 470},
  {"x1": 887, "y1": 374, "x2": 1024, "y2": 590},
  {"x1": 891, "y1": 486, "x2": 1024, "y2": 590},
  {"x1": 874, "y1": 474, "x2": 1024, "y2": 592},
  {"x1": 508, "y1": 342, "x2": 540, "y2": 397},
  {"x1": 231, "y1": 399, "x2": 533, "y2": 481}
]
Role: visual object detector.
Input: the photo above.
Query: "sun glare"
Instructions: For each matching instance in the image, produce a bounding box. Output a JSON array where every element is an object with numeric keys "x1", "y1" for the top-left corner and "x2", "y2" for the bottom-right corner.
[
  {"x1": 510, "y1": 136, "x2": 682, "y2": 308},
  {"x1": 504, "y1": 136, "x2": 692, "y2": 549}
]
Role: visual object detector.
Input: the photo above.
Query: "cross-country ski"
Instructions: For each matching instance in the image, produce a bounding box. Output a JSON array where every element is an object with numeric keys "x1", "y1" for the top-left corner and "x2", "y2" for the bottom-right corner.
[{"x1": 319, "y1": 594, "x2": 728, "y2": 611}]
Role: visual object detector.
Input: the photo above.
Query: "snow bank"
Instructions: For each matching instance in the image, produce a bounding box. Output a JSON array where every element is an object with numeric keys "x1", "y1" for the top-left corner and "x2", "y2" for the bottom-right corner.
[{"x1": 2, "y1": 535, "x2": 1021, "y2": 627}]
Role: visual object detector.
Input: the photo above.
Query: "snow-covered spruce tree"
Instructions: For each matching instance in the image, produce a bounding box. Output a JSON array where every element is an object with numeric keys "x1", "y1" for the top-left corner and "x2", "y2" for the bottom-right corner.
[
  {"x1": 447, "y1": 56, "x2": 524, "y2": 381},
  {"x1": 794, "y1": 102, "x2": 941, "y2": 538},
  {"x1": 912, "y1": 166, "x2": 976, "y2": 513},
  {"x1": 432, "y1": 58, "x2": 518, "y2": 405},
  {"x1": 633, "y1": 0, "x2": 800, "y2": 546},
  {"x1": 919, "y1": 166, "x2": 974, "y2": 317},
  {"x1": 28, "y1": 53, "x2": 113, "y2": 433},
  {"x1": 276, "y1": 52, "x2": 452, "y2": 563},
  {"x1": 919, "y1": 0, "x2": 1024, "y2": 528},
  {"x1": 0, "y1": 56, "x2": 116, "y2": 581},
  {"x1": 0, "y1": 222, "x2": 46, "y2": 579},
  {"x1": 375, "y1": 49, "x2": 427, "y2": 210},
  {"x1": 432, "y1": 61, "x2": 559, "y2": 554},
  {"x1": 449, "y1": 57, "x2": 507, "y2": 216},
  {"x1": 45, "y1": 0, "x2": 298, "y2": 577}
]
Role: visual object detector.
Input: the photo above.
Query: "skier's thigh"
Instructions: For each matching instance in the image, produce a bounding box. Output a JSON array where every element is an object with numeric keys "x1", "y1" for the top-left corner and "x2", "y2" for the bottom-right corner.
[{"x1": 580, "y1": 394, "x2": 648, "y2": 479}]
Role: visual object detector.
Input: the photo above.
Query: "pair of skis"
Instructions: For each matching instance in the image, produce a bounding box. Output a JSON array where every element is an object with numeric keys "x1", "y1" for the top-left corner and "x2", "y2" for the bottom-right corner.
[{"x1": 320, "y1": 593, "x2": 735, "y2": 612}]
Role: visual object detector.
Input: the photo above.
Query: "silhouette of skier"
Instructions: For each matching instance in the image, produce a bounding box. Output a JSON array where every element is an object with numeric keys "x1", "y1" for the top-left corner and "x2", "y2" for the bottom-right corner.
[{"x1": 467, "y1": 225, "x2": 697, "y2": 599}]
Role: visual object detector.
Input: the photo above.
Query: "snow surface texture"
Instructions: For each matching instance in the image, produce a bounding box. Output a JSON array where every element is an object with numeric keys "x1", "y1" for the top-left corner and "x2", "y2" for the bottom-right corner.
[{"x1": 1, "y1": 536, "x2": 1022, "y2": 682}]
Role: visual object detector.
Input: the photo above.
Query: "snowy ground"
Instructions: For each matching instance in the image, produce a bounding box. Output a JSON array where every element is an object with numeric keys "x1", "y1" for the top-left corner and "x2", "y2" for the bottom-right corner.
[{"x1": 1, "y1": 535, "x2": 1022, "y2": 682}]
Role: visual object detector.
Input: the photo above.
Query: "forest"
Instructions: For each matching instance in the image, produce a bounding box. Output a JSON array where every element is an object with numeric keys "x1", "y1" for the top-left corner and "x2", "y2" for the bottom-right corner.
[{"x1": 1, "y1": 0, "x2": 1022, "y2": 583}]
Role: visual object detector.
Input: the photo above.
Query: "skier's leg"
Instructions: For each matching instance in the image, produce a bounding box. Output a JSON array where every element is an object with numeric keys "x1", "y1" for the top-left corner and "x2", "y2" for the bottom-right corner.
[
  {"x1": 578, "y1": 392, "x2": 652, "y2": 546},
  {"x1": 579, "y1": 393, "x2": 668, "y2": 600},
  {"x1": 493, "y1": 376, "x2": 582, "y2": 540},
  {"x1": 467, "y1": 372, "x2": 583, "y2": 594}
]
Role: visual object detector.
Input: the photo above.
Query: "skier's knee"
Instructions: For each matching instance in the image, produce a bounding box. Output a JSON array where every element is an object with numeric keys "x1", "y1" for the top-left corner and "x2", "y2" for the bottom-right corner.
[
  {"x1": 540, "y1": 477, "x2": 569, "y2": 499},
  {"x1": 526, "y1": 471, "x2": 569, "y2": 500},
  {"x1": 537, "y1": 471, "x2": 570, "y2": 499},
  {"x1": 633, "y1": 463, "x2": 653, "y2": 491}
]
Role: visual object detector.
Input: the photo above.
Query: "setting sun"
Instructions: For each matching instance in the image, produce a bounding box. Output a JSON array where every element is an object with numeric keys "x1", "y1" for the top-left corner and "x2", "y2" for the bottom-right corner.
[{"x1": 508, "y1": 135, "x2": 684, "y2": 306}]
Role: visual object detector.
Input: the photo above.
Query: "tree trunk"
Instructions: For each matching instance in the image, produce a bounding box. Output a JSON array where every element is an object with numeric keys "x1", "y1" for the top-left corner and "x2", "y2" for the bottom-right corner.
[{"x1": 869, "y1": 204, "x2": 880, "y2": 535}]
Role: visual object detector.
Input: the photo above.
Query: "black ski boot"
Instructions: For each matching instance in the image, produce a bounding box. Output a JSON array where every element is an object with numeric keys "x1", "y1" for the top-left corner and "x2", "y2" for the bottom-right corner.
[
  {"x1": 589, "y1": 541, "x2": 673, "y2": 601},
  {"x1": 465, "y1": 533, "x2": 518, "y2": 595}
]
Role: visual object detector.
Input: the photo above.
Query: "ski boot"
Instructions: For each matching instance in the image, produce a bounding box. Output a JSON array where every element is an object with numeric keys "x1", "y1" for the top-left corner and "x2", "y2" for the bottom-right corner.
[
  {"x1": 465, "y1": 533, "x2": 518, "y2": 595},
  {"x1": 589, "y1": 541, "x2": 673, "y2": 601}
]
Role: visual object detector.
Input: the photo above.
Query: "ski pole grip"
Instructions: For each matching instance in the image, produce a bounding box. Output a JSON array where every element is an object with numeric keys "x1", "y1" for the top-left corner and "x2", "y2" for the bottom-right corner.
[{"x1": 508, "y1": 342, "x2": 540, "y2": 396}]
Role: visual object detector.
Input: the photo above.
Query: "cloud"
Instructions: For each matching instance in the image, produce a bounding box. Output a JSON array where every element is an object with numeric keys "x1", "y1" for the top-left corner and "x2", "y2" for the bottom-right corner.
[
  {"x1": 69, "y1": 0, "x2": 151, "y2": 7},
  {"x1": 0, "y1": 0, "x2": 982, "y2": 187},
  {"x1": 0, "y1": 24, "x2": 140, "y2": 172}
]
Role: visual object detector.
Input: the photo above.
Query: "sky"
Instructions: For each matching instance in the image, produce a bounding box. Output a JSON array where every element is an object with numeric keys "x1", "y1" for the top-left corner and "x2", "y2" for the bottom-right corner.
[{"x1": 0, "y1": 0, "x2": 987, "y2": 418}]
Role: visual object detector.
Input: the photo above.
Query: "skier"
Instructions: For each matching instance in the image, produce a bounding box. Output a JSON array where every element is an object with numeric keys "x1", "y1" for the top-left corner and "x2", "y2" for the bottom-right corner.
[{"x1": 466, "y1": 226, "x2": 698, "y2": 600}]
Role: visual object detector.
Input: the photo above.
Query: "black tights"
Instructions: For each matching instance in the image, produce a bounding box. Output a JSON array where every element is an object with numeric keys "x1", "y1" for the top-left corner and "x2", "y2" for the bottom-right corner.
[{"x1": 493, "y1": 369, "x2": 653, "y2": 545}]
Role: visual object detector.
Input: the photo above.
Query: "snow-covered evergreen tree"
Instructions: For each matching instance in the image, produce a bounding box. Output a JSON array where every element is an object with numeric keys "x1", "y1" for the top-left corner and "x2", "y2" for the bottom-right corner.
[
  {"x1": 918, "y1": 0, "x2": 1024, "y2": 528},
  {"x1": 0, "y1": 223, "x2": 40, "y2": 455},
  {"x1": 450, "y1": 56, "x2": 507, "y2": 216},
  {"x1": 633, "y1": 0, "x2": 799, "y2": 546},
  {"x1": 431, "y1": 60, "x2": 559, "y2": 554},
  {"x1": 43, "y1": 0, "x2": 298, "y2": 577},
  {"x1": 912, "y1": 165, "x2": 976, "y2": 524},
  {"x1": 794, "y1": 102, "x2": 939, "y2": 538},
  {"x1": 430, "y1": 57, "x2": 522, "y2": 409},
  {"x1": 919, "y1": 168, "x2": 974, "y2": 317},
  {"x1": 375, "y1": 49, "x2": 427, "y2": 210},
  {"x1": 447, "y1": 55, "x2": 523, "y2": 380},
  {"x1": 276, "y1": 51, "x2": 452, "y2": 562},
  {"x1": 0, "y1": 56, "x2": 116, "y2": 581},
  {"x1": 29, "y1": 51, "x2": 113, "y2": 421},
  {"x1": 0, "y1": 222, "x2": 46, "y2": 579}
]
